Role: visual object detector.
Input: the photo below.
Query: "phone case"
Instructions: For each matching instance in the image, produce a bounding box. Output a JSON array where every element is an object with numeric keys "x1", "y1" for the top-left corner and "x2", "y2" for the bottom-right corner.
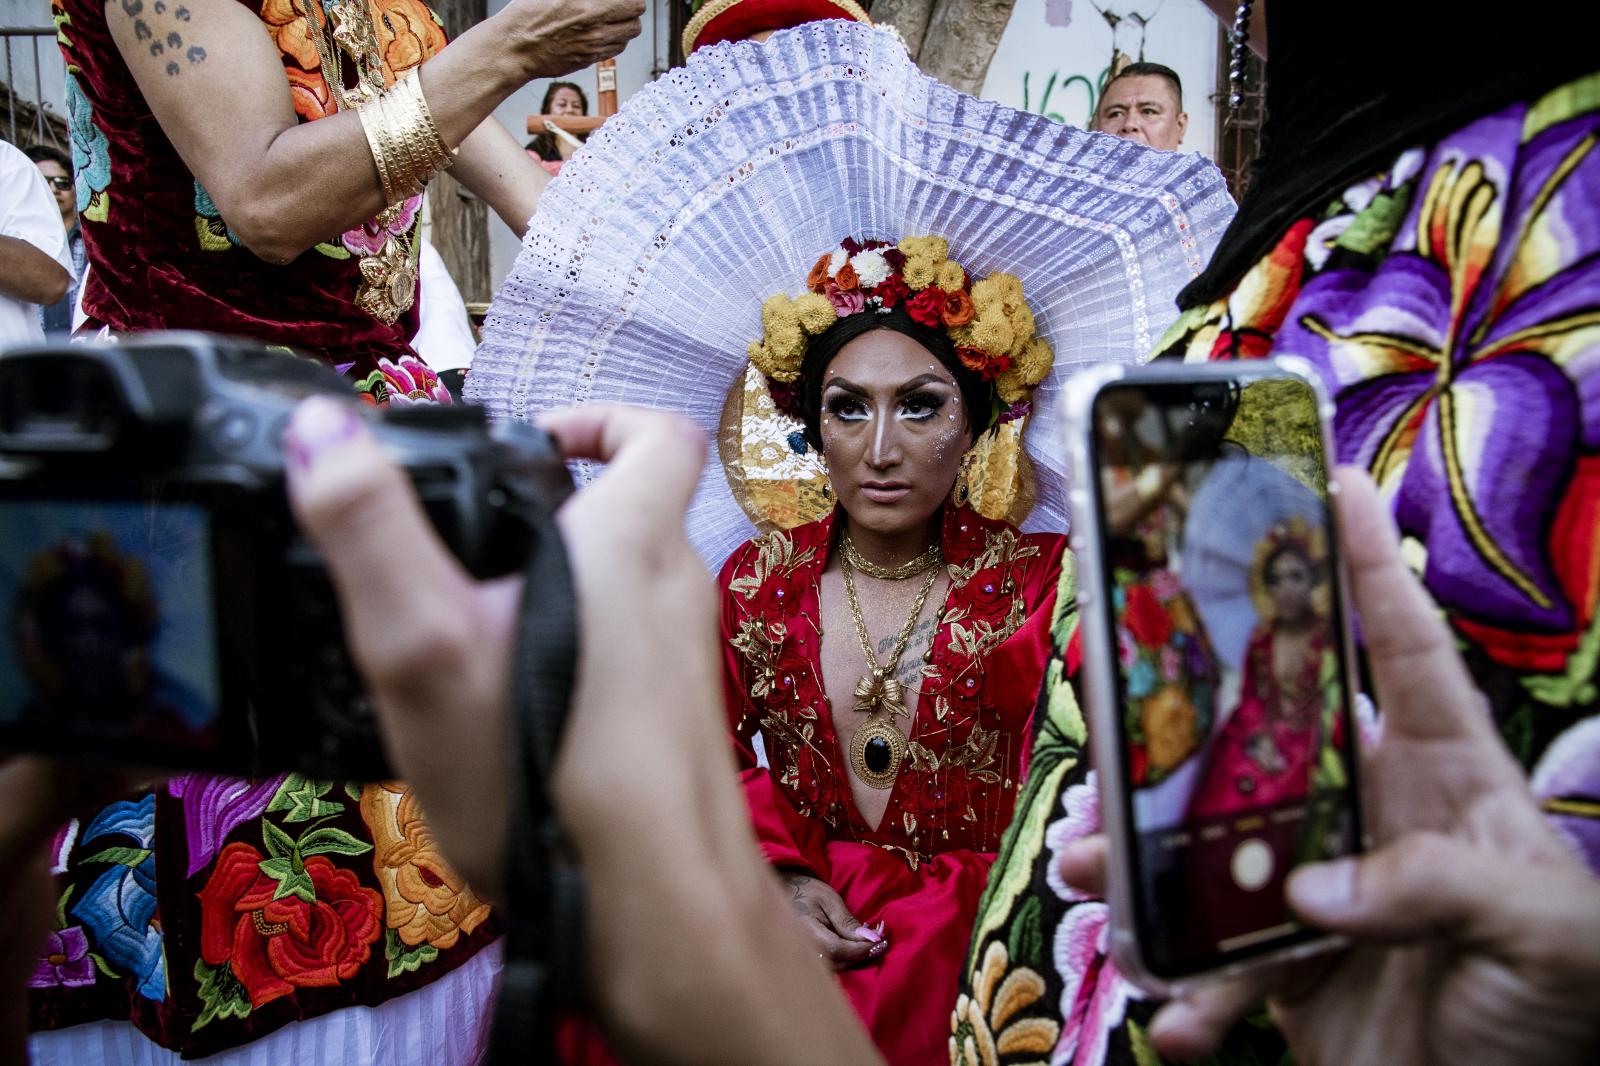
[{"x1": 1060, "y1": 356, "x2": 1365, "y2": 997}]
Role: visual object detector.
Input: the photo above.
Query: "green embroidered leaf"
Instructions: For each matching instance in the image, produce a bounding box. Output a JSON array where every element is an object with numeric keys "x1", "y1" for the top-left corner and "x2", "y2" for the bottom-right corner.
[
  {"x1": 1335, "y1": 188, "x2": 1410, "y2": 257},
  {"x1": 261, "y1": 818, "x2": 297, "y2": 861},
  {"x1": 267, "y1": 774, "x2": 346, "y2": 823},
  {"x1": 81, "y1": 846, "x2": 151, "y2": 868},
  {"x1": 1128, "y1": 1018, "x2": 1164, "y2": 1066},
  {"x1": 56, "y1": 885, "x2": 72, "y2": 928},
  {"x1": 314, "y1": 240, "x2": 353, "y2": 259},
  {"x1": 1522, "y1": 608, "x2": 1600, "y2": 709},
  {"x1": 385, "y1": 928, "x2": 439, "y2": 979},
  {"x1": 1006, "y1": 893, "x2": 1043, "y2": 968},
  {"x1": 90, "y1": 953, "x2": 118, "y2": 978},
  {"x1": 298, "y1": 826, "x2": 373, "y2": 859},
  {"x1": 259, "y1": 855, "x2": 316, "y2": 904},
  {"x1": 192, "y1": 958, "x2": 252, "y2": 1032},
  {"x1": 1501, "y1": 705, "x2": 1536, "y2": 768},
  {"x1": 345, "y1": 782, "x2": 365, "y2": 803},
  {"x1": 1046, "y1": 655, "x2": 1088, "y2": 747}
]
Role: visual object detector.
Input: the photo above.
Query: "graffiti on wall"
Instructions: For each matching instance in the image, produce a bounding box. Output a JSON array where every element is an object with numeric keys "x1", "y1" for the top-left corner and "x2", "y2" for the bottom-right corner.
[{"x1": 1021, "y1": 64, "x2": 1112, "y2": 127}]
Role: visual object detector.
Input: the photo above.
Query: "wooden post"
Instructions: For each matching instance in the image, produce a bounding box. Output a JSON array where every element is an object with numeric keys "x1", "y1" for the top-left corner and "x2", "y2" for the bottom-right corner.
[{"x1": 425, "y1": 0, "x2": 491, "y2": 305}]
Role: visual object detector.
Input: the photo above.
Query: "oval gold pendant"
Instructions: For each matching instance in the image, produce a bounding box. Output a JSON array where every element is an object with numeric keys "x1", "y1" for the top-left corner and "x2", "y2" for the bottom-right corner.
[{"x1": 849, "y1": 717, "x2": 907, "y2": 790}]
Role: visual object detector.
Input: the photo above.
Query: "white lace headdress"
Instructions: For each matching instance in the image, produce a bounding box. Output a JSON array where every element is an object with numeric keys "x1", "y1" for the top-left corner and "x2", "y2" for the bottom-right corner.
[{"x1": 468, "y1": 19, "x2": 1236, "y2": 568}]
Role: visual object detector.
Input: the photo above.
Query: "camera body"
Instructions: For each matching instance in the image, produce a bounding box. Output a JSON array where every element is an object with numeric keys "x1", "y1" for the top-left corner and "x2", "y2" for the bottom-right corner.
[{"x1": 0, "y1": 333, "x2": 571, "y2": 780}]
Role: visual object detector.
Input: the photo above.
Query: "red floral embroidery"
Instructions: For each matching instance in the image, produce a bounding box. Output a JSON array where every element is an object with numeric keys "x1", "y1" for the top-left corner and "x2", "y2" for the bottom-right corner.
[
  {"x1": 198, "y1": 842, "x2": 384, "y2": 1008},
  {"x1": 1121, "y1": 583, "x2": 1173, "y2": 648}
]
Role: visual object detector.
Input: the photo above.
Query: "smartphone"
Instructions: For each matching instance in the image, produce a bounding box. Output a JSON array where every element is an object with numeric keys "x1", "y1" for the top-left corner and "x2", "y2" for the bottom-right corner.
[{"x1": 1064, "y1": 357, "x2": 1364, "y2": 992}]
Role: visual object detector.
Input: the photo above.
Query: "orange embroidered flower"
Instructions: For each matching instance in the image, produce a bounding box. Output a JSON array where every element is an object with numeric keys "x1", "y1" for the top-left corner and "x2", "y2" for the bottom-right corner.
[
  {"x1": 258, "y1": 0, "x2": 334, "y2": 121},
  {"x1": 941, "y1": 288, "x2": 975, "y2": 328},
  {"x1": 833, "y1": 261, "x2": 860, "y2": 292},
  {"x1": 360, "y1": 783, "x2": 491, "y2": 950},
  {"x1": 373, "y1": 0, "x2": 448, "y2": 77},
  {"x1": 806, "y1": 253, "x2": 832, "y2": 294}
]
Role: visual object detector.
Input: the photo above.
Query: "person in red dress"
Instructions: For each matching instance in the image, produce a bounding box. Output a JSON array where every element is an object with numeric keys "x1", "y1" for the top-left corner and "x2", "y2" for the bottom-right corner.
[{"x1": 718, "y1": 236, "x2": 1063, "y2": 1064}]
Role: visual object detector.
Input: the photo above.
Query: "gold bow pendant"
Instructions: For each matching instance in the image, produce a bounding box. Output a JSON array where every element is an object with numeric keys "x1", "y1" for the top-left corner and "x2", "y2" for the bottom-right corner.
[{"x1": 854, "y1": 668, "x2": 908, "y2": 719}]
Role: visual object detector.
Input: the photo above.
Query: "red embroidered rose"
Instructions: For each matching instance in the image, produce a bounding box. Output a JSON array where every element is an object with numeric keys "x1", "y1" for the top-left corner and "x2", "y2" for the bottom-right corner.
[
  {"x1": 941, "y1": 289, "x2": 975, "y2": 328},
  {"x1": 198, "y1": 842, "x2": 384, "y2": 1008},
  {"x1": 1122, "y1": 583, "x2": 1174, "y2": 649},
  {"x1": 873, "y1": 274, "x2": 911, "y2": 309},
  {"x1": 906, "y1": 287, "x2": 946, "y2": 328}
]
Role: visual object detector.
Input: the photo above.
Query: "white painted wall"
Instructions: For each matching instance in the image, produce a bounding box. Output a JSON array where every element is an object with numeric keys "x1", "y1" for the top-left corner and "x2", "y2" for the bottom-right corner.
[{"x1": 981, "y1": 0, "x2": 1222, "y2": 161}]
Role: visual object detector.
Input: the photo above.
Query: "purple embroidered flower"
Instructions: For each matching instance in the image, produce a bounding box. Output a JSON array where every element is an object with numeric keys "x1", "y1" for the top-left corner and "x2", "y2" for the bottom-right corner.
[
  {"x1": 1044, "y1": 773, "x2": 1100, "y2": 904},
  {"x1": 169, "y1": 773, "x2": 285, "y2": 877},
  {"x1": 1280, "y1": 107, "x2": 1600, "y2": 633},
  {"x1": 341, "y1": 194, "x2": 422, "y2": 256},
  {"x1": 377, "y1": 355, "x2": 451, "y2": 405},
  {"x1": 30, "y1": 927, "x2": 95, "y2": 989},
  {"x1": 1530, "y1": 718, "x2": 1600, "y2": 874}
]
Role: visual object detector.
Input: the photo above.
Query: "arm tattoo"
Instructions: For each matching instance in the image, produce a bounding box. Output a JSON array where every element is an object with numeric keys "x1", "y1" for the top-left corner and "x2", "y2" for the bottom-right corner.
[
  {"x1": 782, "y1": 873, "x2": 812, "y2": 916},
  {"x1": 118, "y1": 0, "x2": 205, "y2": 75}
]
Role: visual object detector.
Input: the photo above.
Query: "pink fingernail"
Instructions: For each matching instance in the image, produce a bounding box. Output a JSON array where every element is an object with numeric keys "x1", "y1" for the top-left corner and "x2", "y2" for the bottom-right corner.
[
  {"x1": 874, "y1": 920, "x2": 886, "y2": 937},
  {"x1": 854, "y1": 924, "x2": 882, "y2": 943},
  {"x1": 285, "y1": 396, "x2": 363, "y2": 471}
]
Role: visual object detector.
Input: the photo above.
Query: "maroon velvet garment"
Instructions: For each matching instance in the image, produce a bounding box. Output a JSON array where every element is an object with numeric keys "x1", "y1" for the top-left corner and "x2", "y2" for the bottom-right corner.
[{"x1": 55, "y1": 0, "x2": 438, "y2": 398}]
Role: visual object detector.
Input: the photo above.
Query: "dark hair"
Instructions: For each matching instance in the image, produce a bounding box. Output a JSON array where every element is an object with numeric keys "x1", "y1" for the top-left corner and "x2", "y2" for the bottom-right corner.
[
  {"x1": 795, "y1": 306, "x2": 995, "y2": 451},
  {"x1": 1263, "y1": 542, "x2": 1320, "y2": 586},
  {"x1": 23, "y1": 143, "x2": 72, "y2": 172},
  {"x1": 526, "y1": 82, "x2": 590, "y2": 162},
  {"x1": 1105, "y1": 62, "x2": 1183, "y2": 109}
]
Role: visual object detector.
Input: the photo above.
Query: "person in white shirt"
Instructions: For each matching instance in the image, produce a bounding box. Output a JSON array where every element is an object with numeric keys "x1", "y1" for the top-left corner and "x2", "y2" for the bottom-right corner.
[{"x1": 0, "y1": 139, "x2": 72, "y2": 348}]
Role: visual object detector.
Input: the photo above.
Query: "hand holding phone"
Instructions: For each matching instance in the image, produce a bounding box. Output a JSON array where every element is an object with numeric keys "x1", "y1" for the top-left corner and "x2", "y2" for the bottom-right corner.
[
  {"x1": 1057, "y1": 470, "x2": 1600, "y2": 1066},
  {"x1": 1065, "y1": 359, "x2": 1364, "y2": 990}
]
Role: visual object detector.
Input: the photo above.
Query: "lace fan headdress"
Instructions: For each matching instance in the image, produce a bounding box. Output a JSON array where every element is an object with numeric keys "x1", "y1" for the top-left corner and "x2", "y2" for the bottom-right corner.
[{"x1": 467, "y1": 20, "x2": 1237, "y2": 567}]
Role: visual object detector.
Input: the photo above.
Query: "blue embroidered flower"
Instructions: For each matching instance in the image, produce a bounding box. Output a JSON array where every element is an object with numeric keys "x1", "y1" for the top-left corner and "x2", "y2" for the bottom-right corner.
[
  {"x1": 787, "y1": 430, "x2": 809, "y2": 455},
  {"x1": 1126, "y1": 657, "x2": 1157, "y2": 699},
  {"x1": 72, "y1": 794, "x2": 167, "y2": 1001},
  {"x1": 65, "y1": 74, "x2": 111, "y2": 222},
  {"x1": 194, "y1": 181, "x2": 241, "y2": 251}
]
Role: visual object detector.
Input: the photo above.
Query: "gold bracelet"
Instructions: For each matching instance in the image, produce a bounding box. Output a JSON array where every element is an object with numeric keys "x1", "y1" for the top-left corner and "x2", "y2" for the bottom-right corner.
[
  {"x1": 381, "y1": 86, "x2": 425, "y2": 200},
  {"x1": 403, "y1": 70, "x2": 456, "y2": 167},
  {"x1": 357, "y1": 98, "x2": 398, "y2": 205}
]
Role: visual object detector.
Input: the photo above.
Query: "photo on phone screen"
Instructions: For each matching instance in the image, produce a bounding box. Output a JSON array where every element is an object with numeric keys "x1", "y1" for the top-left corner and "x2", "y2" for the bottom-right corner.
[
  {"x1": 0, "y1": 498, "x2": 221, "y2": 749},
  {"x1": 1089, "y1": 371, "x2": 1361, "y2": 979}
]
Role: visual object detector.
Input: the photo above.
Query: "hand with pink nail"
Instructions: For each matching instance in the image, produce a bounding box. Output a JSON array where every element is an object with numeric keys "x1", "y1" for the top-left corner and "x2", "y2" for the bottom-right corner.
[
  {"x1": 778, "y1": 869, "x2": 887, "y2": 970},
  {"x1": 1057, "y1": 470, "x2": 1600, "y2": 1066},
  {"x1": 281, "y1": 397, "x2": 881, "y2": 1065}
]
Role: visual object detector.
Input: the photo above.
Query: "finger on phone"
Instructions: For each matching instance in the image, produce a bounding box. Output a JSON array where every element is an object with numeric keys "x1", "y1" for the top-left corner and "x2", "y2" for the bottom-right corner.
[
  {"x1": 1149, "y1": 973, "x2": 1271, "y2": 1061},
  {"x1": 811, "y1": 924, "x2": 877, "y2": 969},
  {"x1": 1056, "y1": 835, "x2": 1109, "y2": 898},
  {"x1": 1331, "y1": 468, "x2": 1499, "y2": 746}
]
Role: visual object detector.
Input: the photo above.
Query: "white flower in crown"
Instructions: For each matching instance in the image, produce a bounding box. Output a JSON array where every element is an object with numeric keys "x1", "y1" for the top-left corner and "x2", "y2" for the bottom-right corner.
[
  {"x1": 851, "y1": 249, "x2": 891, "y2": 289},
  {"x1": 829, "y1": 247, "x2": 849, "y2": 275}
]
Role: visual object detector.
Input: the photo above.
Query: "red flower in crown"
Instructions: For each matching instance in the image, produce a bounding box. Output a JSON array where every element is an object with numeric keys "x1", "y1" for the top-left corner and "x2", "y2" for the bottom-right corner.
[
  {"x1": 905, "y1": 287, "x2": 947, "y2": 329},
  {"x1": 875, "y1": 274, "x2": 911, "y2": 309}
]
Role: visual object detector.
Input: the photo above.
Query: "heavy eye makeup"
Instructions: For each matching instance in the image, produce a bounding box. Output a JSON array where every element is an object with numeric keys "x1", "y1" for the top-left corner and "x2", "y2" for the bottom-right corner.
[{"x1": 823, "y1": 375, "x2": 955, "y2": 425}]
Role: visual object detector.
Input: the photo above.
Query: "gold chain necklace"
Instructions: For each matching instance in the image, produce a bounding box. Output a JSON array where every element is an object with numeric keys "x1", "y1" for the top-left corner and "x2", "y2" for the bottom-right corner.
[
  {"x1": 298, "y1": 0, "x2": 418, "y2": 325},
  {"x1": 841, "y1": 533, "x2": 942, "y2": 581},
  {"x1": 841, "y1": 553, "x2": 939, "y2": 789}
]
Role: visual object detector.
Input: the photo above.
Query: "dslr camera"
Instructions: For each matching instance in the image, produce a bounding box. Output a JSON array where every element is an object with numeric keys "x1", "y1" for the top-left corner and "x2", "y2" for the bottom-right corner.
[{"x1": 0, "y1": 334, "x2": 571, "y2": 781}]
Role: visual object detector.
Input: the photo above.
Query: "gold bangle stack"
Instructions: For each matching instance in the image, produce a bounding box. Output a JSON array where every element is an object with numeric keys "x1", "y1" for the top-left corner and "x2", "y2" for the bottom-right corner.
[{"x1": 357, "y1": 71, "x2": 455, "y2": 207}]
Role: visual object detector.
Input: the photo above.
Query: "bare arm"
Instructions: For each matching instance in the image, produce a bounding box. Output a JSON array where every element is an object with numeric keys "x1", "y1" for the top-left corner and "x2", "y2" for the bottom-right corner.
[
  {"x1": 0, "y1": 236, "x2": 71, "y2": 305},
  {"x1": 453, "y1": 117, "x2": 549, "y2": 240},
  {"x1": 105, "y1": 0, "x2": 638, "y2": 264}
]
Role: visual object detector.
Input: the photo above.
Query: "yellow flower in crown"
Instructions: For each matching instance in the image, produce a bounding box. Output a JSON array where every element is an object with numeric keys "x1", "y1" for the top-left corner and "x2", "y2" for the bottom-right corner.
[{"x1": 748, "y1": 235, "x2": 1054, "y2": 420}]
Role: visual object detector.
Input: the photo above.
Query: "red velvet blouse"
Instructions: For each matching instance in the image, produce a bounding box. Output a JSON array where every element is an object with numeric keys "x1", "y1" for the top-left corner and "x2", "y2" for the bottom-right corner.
[{"x1": 719, "y1": 504, "x2": 1065, "y2": 872}]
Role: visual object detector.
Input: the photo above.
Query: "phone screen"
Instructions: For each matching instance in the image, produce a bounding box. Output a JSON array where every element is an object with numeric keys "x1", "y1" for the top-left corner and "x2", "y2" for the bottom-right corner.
[
  {"x1": 1090, "y1": 374, "x2": 1361, "y2": 979},
  {"x1": 0, "y1": 497, "x2": 222, "y2": 750}
]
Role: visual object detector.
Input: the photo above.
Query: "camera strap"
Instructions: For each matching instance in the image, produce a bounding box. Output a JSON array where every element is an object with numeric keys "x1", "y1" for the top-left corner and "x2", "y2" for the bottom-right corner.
[{"x1": 486, "y1": 500, "x2": 584, "y2": 1066}]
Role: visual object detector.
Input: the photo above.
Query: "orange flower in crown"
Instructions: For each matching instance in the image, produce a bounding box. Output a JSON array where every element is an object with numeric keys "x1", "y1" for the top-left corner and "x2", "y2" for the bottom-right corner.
[{"x1": 746, "y1": 236, "x2": 1054, "y2": 421}]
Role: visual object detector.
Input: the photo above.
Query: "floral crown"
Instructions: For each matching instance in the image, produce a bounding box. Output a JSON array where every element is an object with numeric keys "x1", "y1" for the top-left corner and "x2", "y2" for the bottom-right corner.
[
  {"x1": 1248, "y1": 515, "x2": 1330, "y2": 620},
  {"x1": 746, "y1": 236, "x2": 1053, "y2": 420}
]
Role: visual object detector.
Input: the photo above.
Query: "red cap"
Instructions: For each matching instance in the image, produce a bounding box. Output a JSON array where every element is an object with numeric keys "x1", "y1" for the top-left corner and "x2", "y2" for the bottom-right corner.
[{"x1": 682, "y1": 0, "x2": 872, "y2": 56}]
